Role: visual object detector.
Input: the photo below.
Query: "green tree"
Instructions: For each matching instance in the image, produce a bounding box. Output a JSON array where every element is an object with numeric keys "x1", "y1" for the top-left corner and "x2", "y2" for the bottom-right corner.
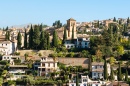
[
  {"x1": 110, "y1": 67, "x2": 114, "y2": 81},
  {"x1": 104, "y1": 59, "x2": 108, "y2": 80},
  {"x1": 76, "y1": 70, "x2": 79, "y2": 86},
  {"x1": 52, "y1": 30, "x2": 58, "y2": 47},
  {"x1": 80, "y1": 50, "x2": 89, "y2": 57},
  {"x1": 125, "y1": 69, "x2": 128, "y2": 82},
  {"x1": 17, "y1": 32, "x2": 22, "y2": 49},
  {"x1": 127, "y1": 17, "x2": 129, "y2": 25},
  {"x1": 46, "y1": 32, "x2": 50, "y2": 49},
  {"x1": 113, "y1": 17, "x2": 116, "y2": 22},
  {"x1": 118, "y1": 62, "x2": 122, "y2": 81},
  {"x1": 71, "y1": 26, "x2": 74, "y2": 43},
  {"x1": 62, "y1": 28, "x2": 67, "y2": 44},
  {"x1": 5, "y1": 31, "x2": 10, "y2": 41},
  {"x1": 24, "y1": 29, "x2": 27, "y2": 49},
  {"x1": 40, "y1": 30, "x2": 44, "y2": 49},
  {"x1": 33, "y1": 25, "x2": 40, "y2": 50},
  {"x1": 53, "y1": 20, "x2": 62, "y2": 28},
  {"x1": 5, "y1": 26, "x2": 8, "y2": 31},
  {"x1": 29, "y1": 24, "x2": 33, "y2": 49},
  {"x1": 5, "y1": 31, "x2": 8, "y2": 41},
  {"x1": 116, "y1": 45, "x2": 124, "y2": 55}
]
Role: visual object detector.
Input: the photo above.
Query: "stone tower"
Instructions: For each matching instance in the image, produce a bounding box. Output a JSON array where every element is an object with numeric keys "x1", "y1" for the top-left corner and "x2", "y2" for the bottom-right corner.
[{"x1": 67, "y1": 18, "x2": 77, "y2": 39}]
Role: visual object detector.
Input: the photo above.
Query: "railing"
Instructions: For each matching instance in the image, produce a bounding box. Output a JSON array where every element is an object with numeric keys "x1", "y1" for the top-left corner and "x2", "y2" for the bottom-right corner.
[{"x1": 9, "y1": 70, "x2": 25, "y2": 73}]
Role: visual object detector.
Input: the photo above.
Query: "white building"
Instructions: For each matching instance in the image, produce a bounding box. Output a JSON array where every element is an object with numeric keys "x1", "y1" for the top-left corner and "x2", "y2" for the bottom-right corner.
[
  {"x1": 76, "y1": 37, "x2": 90, "y2": 48},
  {"x1": 34, "y1": 57, "x2": 58, "y2": 76},
  {"x1": 64, "y1": 37, "x2": 90, "y2": 49},
  {"x1": 2, "y1": 55, "x2": 20, "y2": 65},
  {"x1": 69, "y1": 75, "x2": 106, "y2": 86},
  {"x1": 0, "y1": 41, "x2": 17, "y2": 55},
  {"x1": 8, "y1": 65, "x2": 28, "y2": 80},
  {"x1": 91, "y1": 62, "x2": 110, "y2": 79}
]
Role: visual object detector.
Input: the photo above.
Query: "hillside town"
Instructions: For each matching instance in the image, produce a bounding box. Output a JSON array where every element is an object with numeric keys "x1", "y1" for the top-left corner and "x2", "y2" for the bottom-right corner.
[{"x1": 0, "y1": 17, "x2": 130, "y2": 86}]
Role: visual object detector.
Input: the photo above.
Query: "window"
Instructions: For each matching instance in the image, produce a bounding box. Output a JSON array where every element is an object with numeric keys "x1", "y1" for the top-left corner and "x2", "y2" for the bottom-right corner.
[
  {"x1": 2, "y1": 44, "x2": 3, "y2": 46},
  {"x1": 83, "y1": 79, "x2": 87, "y2": 82},
  {"x1": 94, "y1": 73, "x2": 96, "y2": 76},
  {"x1": 42, "y1": 63, "x2": 45, "y2": 67},
  {"x1": 4, "y1": 57, "x2": 6, "y2": 59},
  {"x1": 71, "y1": 84, "x2": 74, "y2": 86},
  {"x1": 7, "y1": 57, "x2": 9, "y2": 59},
  {"x1": 95, "y1": 66, "x2": 97, "y2": 69},
  {"x1": 85, "y1": 42, "x2": 87, "y2": 45},
  {"x1": 67, "y1": 46, "x2": 69, "y2": 48},
  {"x1": 6, "y1": 44, "x2": 7, "y2": 46},
  {"x1": 100, "y1": 66, "x2": 102, "y2": 68},
  {"x1": 42, "y1": 68, "x2": 45, "y2": 71},
  {"x1": 84, "y1": 84, "x2": 86, "y2": 86}
]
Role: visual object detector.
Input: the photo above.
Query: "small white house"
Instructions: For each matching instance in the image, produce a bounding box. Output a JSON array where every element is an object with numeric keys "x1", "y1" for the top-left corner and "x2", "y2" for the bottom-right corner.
[
  {"x1": 34, "y1": 57, "x2": 58, "y2": 76},
  {"x1": 64, "y1": 38, "x2": 90, "y2": 49},
  {"x1": 91, "y1": 62, "x2": 110, "y2": 79},
  {"x1": 2, "y1": 55, "x2": 20, "y2": 65},
  {"x1": 0, "y1": 41, "x2": 17, "y2": 55}
]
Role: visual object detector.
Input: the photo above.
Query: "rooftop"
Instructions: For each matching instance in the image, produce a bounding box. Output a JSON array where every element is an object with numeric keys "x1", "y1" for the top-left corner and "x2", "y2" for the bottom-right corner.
[{"x1": 92, "y1": 62, "x2": 104, "y2": 66}]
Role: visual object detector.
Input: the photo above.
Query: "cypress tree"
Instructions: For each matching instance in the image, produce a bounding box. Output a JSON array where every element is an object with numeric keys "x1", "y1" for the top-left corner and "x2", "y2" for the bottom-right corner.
[
  {"x1": 104, "y1": 59, "x2": 108, "y2": 80},
  {"x1": 113, "y1": 17, "x2": 116, "y2": 22},
  {"x1": 118, "y1": 62, "x2": 122, "y2": 81},
  {"x1": 71, "y1": 26, "x2": 74, "y2": 43},
  {"x1": 29, "y1": 24, "x2": 33, "y2": 49},
  {"x1": 40, "y1": 30, "x2": 44, "y2": 49},
  {"x1": 52, "y1": 30, "x2": 58, "y2": 47},
  {"x1": 33, "y1": 25, "x2": 40, "y2": 50},
  {"x1": 6, "y1": 26, "x2": 8, "y2": 31},
  {"x1": 40, "y1": 23, "x2": 43, "y2": 31},
  {"x1": 127, "y1": 17, "x2": 129, "y2": 25},
  {"x1": 110, "y1": 67, "x2": 114, "y2": 81},
  {"x1": 76, "y1": 69, "x2": 79, "y2": 86},
  {"x1": 5, "y1": 31, "x2": 8, "y2": 41},
  {"x1": 125, "y1": 69, "x2": 128, "y2": 82},
  {"x1": 17, "y1": 32, "x2": 22, "y2": 49},
  {"x1": 62, "y1": 28, "x2": 67, "y2": 44},
  {"x1": 24, "y1": 29, "x2": 27, "y2": 49},
  {"x1": 97, "y1": 20, "x2": 100, "y2": 28},
  {"x1": 72, "y1": 26, "x2": 74, "y2": 40},
  {"x1": 7, "y1": 31, "x2": 10, "y2": 40},
  {"x1": 47, "y1": 32, "x2": 50, "y2": 50}
]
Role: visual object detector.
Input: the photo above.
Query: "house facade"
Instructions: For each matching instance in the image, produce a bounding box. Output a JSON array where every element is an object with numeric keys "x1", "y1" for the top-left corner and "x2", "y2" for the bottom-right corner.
[
  {"x1": 8, "y1": 65, "x2": 28, "y2": 80},
  {"x1": 91, "y1": 62, "x2": 110, "y2": 79},
  {"x1": 34, "y1": 57, "x2": 58, "y2": 76},
  {"x1": 64, "y1": 37, "x2": 90, "y2": 49},
  {"x1": 69, "y1": 75, "x2": 106, "y2": 86},
  {"x1": 0, "y1": 41, "x2": 17, "y2": 55}
]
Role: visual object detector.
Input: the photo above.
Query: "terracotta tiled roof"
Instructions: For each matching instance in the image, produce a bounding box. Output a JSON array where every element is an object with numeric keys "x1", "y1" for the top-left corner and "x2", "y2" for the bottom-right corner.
[
  {"x1": 68, "y1": 18, "x2": 76, "y2": 21},
  {"x1": 92, "y1": 62, "x2": 104, "y2": 66},
  {"x1": 0, "y1": 41, "x2": 11, "y2": 44}
]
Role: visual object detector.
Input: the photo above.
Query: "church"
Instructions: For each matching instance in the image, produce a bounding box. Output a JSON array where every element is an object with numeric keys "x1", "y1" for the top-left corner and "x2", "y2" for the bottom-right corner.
[{"x1": 64, "y1": 18, "x2": 90, "y2": 49}]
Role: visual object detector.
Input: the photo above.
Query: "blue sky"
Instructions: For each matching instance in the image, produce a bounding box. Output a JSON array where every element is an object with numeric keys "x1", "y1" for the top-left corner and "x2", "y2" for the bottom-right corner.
[{"x1": 0, "y1": 0, "x2": 130, "y2": 28}]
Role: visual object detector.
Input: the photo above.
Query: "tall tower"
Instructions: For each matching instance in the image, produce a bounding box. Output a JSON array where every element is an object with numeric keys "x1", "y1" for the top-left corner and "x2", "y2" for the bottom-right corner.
[{"x1": 67, "y1": 18, "x2": 77, "y2": 39}]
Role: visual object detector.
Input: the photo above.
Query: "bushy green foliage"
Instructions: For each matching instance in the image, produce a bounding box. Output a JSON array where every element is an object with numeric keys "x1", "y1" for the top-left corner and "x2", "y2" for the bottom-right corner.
[{"x1": 14, "y1": 59, "x2": 21, "y2": 65}]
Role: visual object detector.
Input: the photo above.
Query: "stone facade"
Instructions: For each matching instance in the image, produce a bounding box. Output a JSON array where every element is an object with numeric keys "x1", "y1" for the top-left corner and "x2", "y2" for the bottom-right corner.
[{"x1": 67, "y1": 18, "x2": 77, "y2": 39}]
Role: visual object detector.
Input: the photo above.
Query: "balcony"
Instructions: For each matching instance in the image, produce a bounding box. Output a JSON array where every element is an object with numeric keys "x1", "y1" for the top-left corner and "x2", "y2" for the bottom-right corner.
[{"x1": 9, "y1": 70, "x2": 25, "y2": 73}]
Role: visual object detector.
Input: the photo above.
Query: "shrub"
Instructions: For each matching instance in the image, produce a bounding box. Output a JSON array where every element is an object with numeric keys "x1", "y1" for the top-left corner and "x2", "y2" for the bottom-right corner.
[
  {"x1": 14, "y1": 52, "x2": 20, "y2": 55},
  {"x1": 14, "y1": 59, "x2": 21, "y2": 65}
]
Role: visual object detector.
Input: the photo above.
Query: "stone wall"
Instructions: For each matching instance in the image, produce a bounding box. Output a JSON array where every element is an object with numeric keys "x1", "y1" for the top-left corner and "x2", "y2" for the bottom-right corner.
[{"x1": 58, "y1": 58, "x2": 89, "y2": 68}]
